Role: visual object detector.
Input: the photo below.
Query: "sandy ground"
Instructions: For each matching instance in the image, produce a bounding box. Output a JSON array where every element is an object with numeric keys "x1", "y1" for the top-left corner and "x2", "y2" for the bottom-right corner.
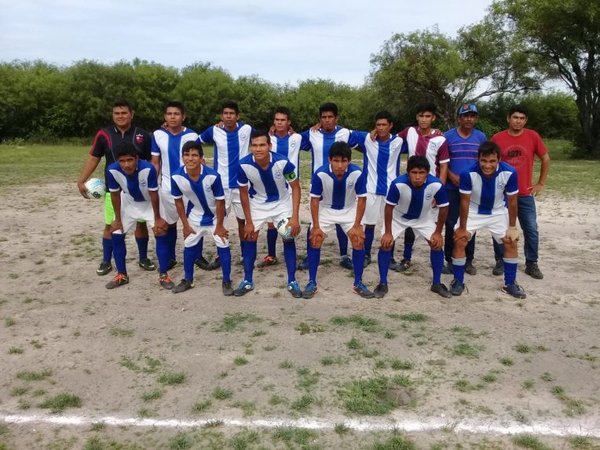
[{"x1": 1, "y1": 183, "x2": 599, "y2": 449}]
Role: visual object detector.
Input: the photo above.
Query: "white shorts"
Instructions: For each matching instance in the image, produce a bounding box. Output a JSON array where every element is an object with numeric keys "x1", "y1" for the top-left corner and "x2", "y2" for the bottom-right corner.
[
  {"x1": 224, "y1": 188, "x2": 244, "y2": 220},
  {"x1": 120, "y1": 195, "x2": 155, "y2": 234},
  {"x1": 386, "y1": 214, "x2": 436, "y2": 242},
  {"x1": 184, "y1": 223, "x2": 229, "y2": 249},
  {"x1": 249, "y1": 200, "x2": 292, "y2": 232},
  {"x1": 158, "y1": 188, "x2": 179, "y2": 225},
  {"x1": 455, "y1": 209, "x2": 508, "y2": 243},
  {"x1": 313, "y1": 206, "x2": 357, "y2": 236},
  {"x1": 362, "y1": 193, "x2": 385, "y2": 226}
]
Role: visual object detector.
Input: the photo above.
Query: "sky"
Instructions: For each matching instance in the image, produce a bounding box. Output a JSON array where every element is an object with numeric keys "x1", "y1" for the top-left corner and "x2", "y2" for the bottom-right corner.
[{"x1": 0, "y1": 0, "x2": 494, "y2": 87}]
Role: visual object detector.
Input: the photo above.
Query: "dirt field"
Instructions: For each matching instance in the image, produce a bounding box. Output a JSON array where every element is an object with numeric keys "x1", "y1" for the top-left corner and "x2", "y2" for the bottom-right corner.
[{"x1": 1, "y1": 183, "x2": 599, "y2": 449}]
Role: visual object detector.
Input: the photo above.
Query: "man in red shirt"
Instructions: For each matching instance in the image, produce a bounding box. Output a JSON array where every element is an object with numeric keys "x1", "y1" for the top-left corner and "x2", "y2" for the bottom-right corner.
[{"x1": 491, "y1": 105, "x2": 551, "y2": 279}]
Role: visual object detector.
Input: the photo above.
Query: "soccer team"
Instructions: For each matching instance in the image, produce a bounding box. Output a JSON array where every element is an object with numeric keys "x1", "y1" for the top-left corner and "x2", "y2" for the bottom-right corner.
[{"x1": 77, "y1": 99, "x2": 550, "y2": 300}]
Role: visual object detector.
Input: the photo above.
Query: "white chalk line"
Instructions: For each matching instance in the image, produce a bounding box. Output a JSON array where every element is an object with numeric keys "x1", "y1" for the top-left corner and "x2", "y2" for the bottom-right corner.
[{"x1": 2, "y1": 412, "x2": 600, "y2": 438}]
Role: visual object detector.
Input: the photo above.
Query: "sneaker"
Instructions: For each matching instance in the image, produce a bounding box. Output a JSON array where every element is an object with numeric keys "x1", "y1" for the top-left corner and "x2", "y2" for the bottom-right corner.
[
  {"x1": 222, "y1": 280, "x2": 234, "y2": 296},
  {"x1": 96, "y1": 261, "x2": 112, "y2": 276},
  {"x1": 363, "y1": 254, "x2": 372, "y2": 268},
  {"x1": 492, "y1": 259, "x2": 504, "y2": 276},
  {"x1": 167, "y1": 259, "x2": 178, "y2": 271},
  {"x1": 159, "y1": 273, "x2": 175, "y2": 290},
  {"x1": 392, "y1": 259, "x2": 411, "y2": 273},
  {"x1": 353, "y1": 281, "x2": 375, "y2": 299},
  {"x1": 233, "y1": 279, "x2": 254, "y2": 297},
  {"x1": 525, "y1": 262, "x2": 543, "y2": 280},
  {"x1": 207, "y1": 257, "x2": 221, "y2": 271},
  {"x1": 287, "y1": 281, "x2": 302, "y2": 298},
  {"x1": 430, "y1": 283, "x2": 452, "y2": 298},
  {"x1": 373, "y1": 283, "x2": 388, "y2": 298},
  {"x1": 257, "y1": 255, "x2": 278, "y2": 268},
  {"x1": 138, "y1": 258, "x2": 156, "y2": 271},
  {"x1": 297, "y1": 257, "x2": 309, "y2": 271},
  {"x1": 442, "y1": 262, "x2": 453, "y2": 275},
  {"x1": 449, "y1": 279, "x2": 465, "y2": 296},
  {"x1": 465, "y1": 261, "x2": 477, "y2": 276},
  {"x1": 501, "y1": 283, "x2": 527, "y2": 299},
  {"x1": 339, "y1": 255, "x2": 353, "y2": 270},
  {"x1": 195, "y1": 256, "x2": 211, "y2": 271},
  {"x1": 302, "y1": 280, "x2": 318, "y2": 299},
  {"x1": 172, "y1": 279, "x2": 194, "y2": 294},
  {"x1": 105, "y1": 273, "x2": 129, "y2": 289}
]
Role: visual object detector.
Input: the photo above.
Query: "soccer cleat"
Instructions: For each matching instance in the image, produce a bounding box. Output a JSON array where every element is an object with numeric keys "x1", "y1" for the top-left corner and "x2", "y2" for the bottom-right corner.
[
  {"x1": 167, "y1": 259, "x2": 178, "y2": 271},
  {"x1": 492, "y1": 259, "x2": 504, "y2": 276},
  {"x1": 465, "y1": 261, "x2": 477, "y2": 276},
  {"x1": 172, "y1": 279, "x2": 194, "y2": 294},
  {"x1": 159, "y1": 273, "x2": 175, "y2": 290},
  {"x1": 373, "y1": 283, "x2": 388, "y2": 298},
  {"x1": 525, "y1": 262, "x2": 543, "y2": 279},
  {"x1": 449, "y1": 279, "x2": 465, "y2": 296},
  {"x1": 138, "y1": 258, "x2": 156, "y2": 271},
  {"x1": 442, "y1": 262, "x2": 453, "y2": 275},
  {"x1": 501, "y1": 283, "x2": 527, "y2": 299},
  {"x1": 339, "y1": 255, "x2": 353, "y2": 270},
  {"x1": 96, "y1": 261, "x2": 112, "y2": 276},
  {"x1": 207, "y1": 256, "x2": 221, "y2": 271},
  {"x1": 195, "y1": 256, "x2": 211, "y2": 271},
  {"x1": 105, "y1": 272, "x2": 129, "y2": 289},
  {"x1": 222, "y1": 280, "x2": 234, "y2": 296},
  {"x1": 302, "y1": 280, "x2": 318, "y2": 299},
  {"x1": 233, "y1": 279, "x2": 254, "y2": 297},
  {"x1": 430, "y1": 283, "x2": 452, "y2": 298},
  {"x1": 287, "y1": 280, "x2": 302, "y2": 298},
  {"x1": 257, "y1": 255, "x2": 278, "y2": 268},
  {"x1": 353, "y1": 281, "x2": 375, "y2": 299},
  {"x1": 392, "y1": 259, "x2": 411, "y2": 273},
  {"x1": 297, "y1": 257, "x2": 309, "y2": 271},
  {"x1": 363, "y1": 253, "x2": 372, "y2": 268}
]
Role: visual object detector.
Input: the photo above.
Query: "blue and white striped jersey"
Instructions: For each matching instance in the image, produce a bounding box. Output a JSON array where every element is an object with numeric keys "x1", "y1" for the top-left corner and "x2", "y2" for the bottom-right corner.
[
  {"x1": 171, "y1": 165, "x2": 225, "y2": 227},
  {"x1": 310, "y1": 163, "x2": 367, "y2": 211},
  {"x1": 386, "y1": 174, "x2": 449, "y2": 221},
  {"x1": 271, "y1": 132, "x2": 302, "y2": 177},
  {"x1": 107, "y1": 160, "x2": 158, "y2": 202},
  {"x1": 459, "y1": 161, "x2": 518, "y2": 216},
  {"x1": 300, "y1": 126, "x2": 351, "y2": 174},
  {"x1": 200, "y1": 123, "x2": 253, "y2": 190},
  {"x1": 348, "y1": 131, "x2": 404, "y2": 196},
  {"x1": 238, "y1": 152, "x2": 297, "y2": 205},
  {"x1": 151, "y1": 127, "x2": 199, "y2": 192},
  {"x1": 444, "y1": 128, "x2": 487, "y2": 190}
]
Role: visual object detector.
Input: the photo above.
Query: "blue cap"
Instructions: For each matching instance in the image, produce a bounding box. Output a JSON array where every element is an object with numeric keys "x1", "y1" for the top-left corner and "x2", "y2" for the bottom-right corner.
[{"x1": 457, "y1": 104, "x2": 478, "y2": 116}]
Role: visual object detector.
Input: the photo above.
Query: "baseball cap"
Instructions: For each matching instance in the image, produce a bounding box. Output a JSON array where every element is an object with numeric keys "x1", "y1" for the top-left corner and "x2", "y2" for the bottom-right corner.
[{"x1": 457, "y1": 104, "x2": 478, "y2": 116}]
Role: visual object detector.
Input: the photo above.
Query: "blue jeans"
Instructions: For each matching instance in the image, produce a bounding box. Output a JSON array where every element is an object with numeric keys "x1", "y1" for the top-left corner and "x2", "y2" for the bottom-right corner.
[
  {"x1": 445, "y1": 188, "x2": 475, "y2": 263},
  {"x1": 493, "y1": 195, "x2": 539, "y2": 264}
]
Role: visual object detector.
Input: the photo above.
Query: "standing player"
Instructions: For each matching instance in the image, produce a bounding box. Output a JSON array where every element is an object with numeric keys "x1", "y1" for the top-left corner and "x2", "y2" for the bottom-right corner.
[
  {"x1": 443, "y1": 104, "x2": 487, "y2": 275},
  {"x1": 299, "y1": 102, "x2": 353, "y2": 270},
  {"x1": 170, "y1": 142, "x2": 234, "y2": 295},
  {"x1": 450, "y1": 141, "x2": 526, "y2": 299},
  {"x1": 348, "y1": 111, "x2": 404, "y2": 266},
  {"x1": 375, "y1": 156, "x2": 451, "y2": 299},
  {"x1": 257, "y1": 106, "x2": 302, "y2": 268},
  {"x1": 104, "y1": 142, "x2": 168, "y2": 289},
  {"x1": 151, "y1": 101, "x2": 199, "y2": 289},
  {"x1": 491, "y1": 105, "x2": 550, "y2": 279},
  {"x1": 77, "y1": 100, "x2": 156, "y2": 276},
  {"x1": 302, "y1": 142, "x2": 372, "y2": 299},
  {"x1": 235, "y1": 130, "x2": 302, "y2": 298},
  {"x1": 394, "y1": 102, "x2": 450, "y2": 272}
]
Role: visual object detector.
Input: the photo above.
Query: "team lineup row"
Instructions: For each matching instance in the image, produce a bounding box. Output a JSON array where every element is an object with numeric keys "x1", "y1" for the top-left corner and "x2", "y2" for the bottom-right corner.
[{"x1": 77, "y1": 99, "x2": 550, "y2": 299}]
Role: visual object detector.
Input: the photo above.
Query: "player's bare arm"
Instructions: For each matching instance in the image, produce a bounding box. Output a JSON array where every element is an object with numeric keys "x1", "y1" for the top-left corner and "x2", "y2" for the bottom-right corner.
[
  {"x1": 429, "y1": 205, "x2": 448, "y2": 250},
  {"x1": 151, "y1": 155, "x2": 161, "y2": 183},
  {"x1": 454, "y1": 192, "x2": 471, "y2": 243},
  {"x1": 380, "y1": 203, "x2": 395, "y2": 250},
  {"x1": 288, "y1": 178, "x2": 301, "y2": 237},
  {"x1": 150, "y1": 190, "x2": 167, "y2": 235},
  {"x1": 174, "y1": 198, "x2": 193, "y2": 239},
  {"x1": 309, "y1": 197, "x2": 325, "y2": 248},
  {"x1": 504, "y1": 194, "x2": 520, "y2": 243},
  {"x1": 530, "y1": 153, "x2": 551, "y2": 196},
  {"x1": 347, "y1": 197, "x2": 366, "y2": 249},
  {"x1": 438, "y1": 162, "x2": 449, "y2": 185},
  {"x1": 214, "y1": 199, "x2": 229, "y2": 240},
  {"x1": 238, "y1": 185, "x2": 257, "y2": 241}
]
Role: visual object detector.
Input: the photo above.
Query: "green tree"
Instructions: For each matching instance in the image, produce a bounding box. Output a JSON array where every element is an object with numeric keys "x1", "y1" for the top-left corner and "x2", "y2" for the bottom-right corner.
[{"x1": 492, "y1": 0, "x2": 600, "y2": 157}]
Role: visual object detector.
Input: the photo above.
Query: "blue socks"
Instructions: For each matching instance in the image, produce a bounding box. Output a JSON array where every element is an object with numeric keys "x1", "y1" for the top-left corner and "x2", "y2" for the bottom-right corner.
[
  {"x1": 155, "y1": 234, "x2": 171, "y2": 273},
  {"x1": 241, "y1": 241, "x2": 257, "y2": 283},
  {"x1": 217, "y1": 246, "x2": 232, "y2": 283},
  {"x1": 183, "y1": 245, "x2": 199, "y2": 281},
  {"x1": 102, "y1": 237, "x2": 113, "y2": 264},
  {"x1": 378, "y1": 248, "x2": 392, "y2": 285},
  {"x1": 336, "y1": 224, "x2": 348, "y2": 257},
  {"x1": 364, "y1": 225, "x2": 375, "y2": 257},
  {"x1": 352, "y1": 249, "x2": 366, "y2": 285},
  {"x1": 283, "y1": 239, "x2": 297, "y2": 283},
  {"x1": 167, "y1": 226, "x2": 177, "y2": 261},
  {"x1": 111, "y1": 233, "x2": 126, "y2": 274},
  {"x1": 452, "y1": 257, "x2": 466, "y2": 283},
  {"x1": 267, "y1": 228, "x2": 278, "y2": 258},
  {"x1": 504, "y1": 257, "x2": 518, "y2": 286},
  {"x1": 430, "y1": 249, "x2": 444, "y2": 285},
  {"x1": 307, "y1": 245, "x2": 321, "y2": 284}
]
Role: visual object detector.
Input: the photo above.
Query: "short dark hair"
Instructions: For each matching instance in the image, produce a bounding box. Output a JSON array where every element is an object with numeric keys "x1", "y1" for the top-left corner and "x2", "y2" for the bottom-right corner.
[
  {"x1": 274, "y1": 106, "x2": 291, "y2": 119},
  {"x1": 182, "y1": 140, "x2": 204, "y2": 158},
  {"x1": 164, "y1": 101, "x2": 185, "y2": 115},
  {"x1": 374, "y1": 110, "x2": 394, "y2": 123},
  {"x1": 250, "y1": 129, "x2": 271, "y2": 145},
  {"x1": 328, "y1": 141, "x2": 352, "y2": 160},
  {"x1": 222, "y1": 100, "x2": 240, "y2": 114},
  {"x1": 415, "y1": 102, "x2": 437, "y2": 115},
  {"x1": 112, "y1": 100, "x2": 132, "y2": 112},
  {"x1": 319, "y1": 102, "x2": 338, "y2": 117},
  {"x1": 406, "y1": 155, "x2": 430, "y2": 173},
  {"x1": 508, "y1": 104, "x2": 528, "y2": 118},
  {"x1": 478, "y1": 141, "x2": 501, "y2": 159},
  {"x1": 115, "y1": 141, "x2": 139, "y2": 159}
]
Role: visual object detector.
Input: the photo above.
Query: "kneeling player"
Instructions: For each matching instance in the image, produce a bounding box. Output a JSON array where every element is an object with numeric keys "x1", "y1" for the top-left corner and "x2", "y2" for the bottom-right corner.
[
  {"x1": 170, "y1": 142, "x2": 234, "y2": 295},
  {"x1": 376, "y1": 156, "x2": 451, "y2": 298},
  {"x1": 450, "y1": 141, "x2": 526, "y2": 299},
  {"x1": 105, "y1": 143, "x2": 168, "y2": 289},
  {"x1": 303, "y1": 141, "x2": 372, "y2": 299},
  {"x1": 236, "y1": 130, "x2": 302, "y2": 298}
]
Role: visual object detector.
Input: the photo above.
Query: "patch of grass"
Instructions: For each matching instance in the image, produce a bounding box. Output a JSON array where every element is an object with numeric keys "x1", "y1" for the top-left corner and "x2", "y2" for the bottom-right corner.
[
  {"x1": 4, "y1": 317, "x2": 15, "y2": 327},
  {"x1": 551, "y1": 385, "x2": 586, "y2": 416},
  {"x1": 272, "y1": 427, "x2": 316, "y2": 446},
  {"x1": 321, "y1": 355, "x2": 346, "y2": 366},
  {"x1": 290, "y1": 394, "x2": 315, "y2": 413},
  {"x1": 89, "y1": 422, "x2": 105, "y2": 431},
  {"x1": 16, "y1": 369, "x2": 51, "y2": 381},
  {"x1": 142, "y1": 389, "x2": 163, "y2": 401},
  {"x1": 387, "y1": 312, "x2": 428, "y2": 322},
  {"x1": 8, "y1": 346, "x2": 24, "y2": 354},
  {"x1": 337, "y1": 376, "x2": 408, "y2": 415},
  {"x1": 330, "y1": 314, "x2": 381, "y2": 332},
  {"x1": 372, "y1": 433, "x2": 417, "y2": 450},
  {"x1": 279, "y1": 359, "x2": 293, "y2": 369},
  {"x1": 119, "y1": 356, "x2": 141, "y2": 371},
  {"x1": 569, "y1": 436, "x2": 596, "y2": 449},
  {"x1": 390, "y1": 359, "x2": 414, "y2": 370},
  {"x1": 499, "y1": 357, "x2": 514, "y2": 366},
  {"x1": 384, "y1": 330, "x2": 397, "y2": 339},
  {"x1": 109, "y1": 327, "x2": 135, "y2": 337},
  {"x1": 39, "y1": 392, "x2": 81, "y2": 413},
  {"x1": 295, "y1": 321, "x2": 325, "y2": 335},
  {"x1": 212, "y1": 387, "x2": 233, "y2": 400},
  {"x1": 481, "y1": 371, "x2": 498, "y2": 383},
  {"x1": 10, "y1": 386, "x2": 29, "y2": 396},
  {"x1": 522, "y1": 379, "x2": 535, "y2": 390},
  {"x1": 250, "y1": 330, "x2": 266, "y2": 337},
  {"x1": 158, "y1": 371, "x2": 186, "y2": 385},
  {"x1": 168, "y1": 432, "x2": 194, "y2": 450},
  {"x1": 30, "y1": 340, "x2": 43, "y2": 349},
  {"x1": 453, "y1": 379, "x2": 482, "y2": 393},
  {"x1": 515, "y1": 343, "x2": 531, "y2": 353},
  {"x1": 233, "y1": 400, "x2": 256, "y2": 417},
  {"x1": 234, "y1": 356, "x2": 248, "y2": 366},
  {"x1": 230, "y1": 429, "x2": 260, "y2": 450},
  {"x1": 512, "y1": 434, "x2": 552, "y2": 450},
  {"x1": 213, "y1": 313, "x2": 262, "y2": 332},
  {"x1": 192, "y1": 399, "x2": 212, "y2": 413},
  {"x1": 346, "y1": 337, "x2": 363, "y2": 350},
  {"x1": 540, "y1": 372, "x2": 554, "y2": 382},
  {"x1": 269, "y1": 394, "x2": 287, "y2": 406},
  {"x1": 334, "y1": 423, "x2": 350, "y2": 434},
  {"x1": 452, "y1": 342, "x2": 480, "y2": 359},
  {"x1": 296, "y1": 367, "x2": 320, "y2": 388}
]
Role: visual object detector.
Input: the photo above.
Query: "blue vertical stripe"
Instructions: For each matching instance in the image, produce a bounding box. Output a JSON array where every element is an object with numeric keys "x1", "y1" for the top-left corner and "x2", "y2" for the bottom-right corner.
[
  {"x1": 376, "y1": 140, "x2": 391, "y2": 195},
  {"x1": 227, "y1": 131, "x2": 240, "y2": 188},
  {"x1": 331, "y1": 175, "x2": 347, "y2": 210},
  {"x1": 405, "y1": 187, "x2": 425, "y2": 219},
  {"x1": 167, "y1": 134, "x2": 183, "y2": 177}
]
